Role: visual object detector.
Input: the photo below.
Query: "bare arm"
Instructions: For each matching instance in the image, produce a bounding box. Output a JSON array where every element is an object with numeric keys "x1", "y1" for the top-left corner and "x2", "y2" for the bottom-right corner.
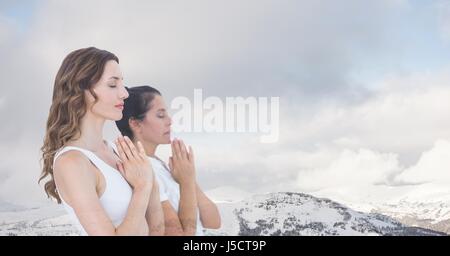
[
  {"x1": 161, "y1": 180, "x2": 198, "y2": 236},
  {"x1": 163, "y1": 139, "x2": 198, "y2": 236},
  {"x1": 54, "y1": 136, "x2": 154, "y2": 236},
  {"x1": 115, "y1": 137, "x2": 156, "y2": 235},
  {"x1": 117, "y1": 186, "x2": 151, "y2": 235},
  {"x1": 176, "y1": 179, "x2": 198, "y2": 235},
  {"x1": 196, "y1": 183, "x2": 221, "y2": 229},
  {"x1": 145, "y1": 177, "x2": 165, "y2": 235},
  {"x1": 54, "y1": 151, "x2": 151, "y2": 236}
]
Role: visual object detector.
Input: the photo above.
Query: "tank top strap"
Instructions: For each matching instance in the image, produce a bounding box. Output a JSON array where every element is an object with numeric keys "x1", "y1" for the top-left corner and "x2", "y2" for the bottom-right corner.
[{"x1": 53, "y1": 146, "x2": 109, "y2": 173}]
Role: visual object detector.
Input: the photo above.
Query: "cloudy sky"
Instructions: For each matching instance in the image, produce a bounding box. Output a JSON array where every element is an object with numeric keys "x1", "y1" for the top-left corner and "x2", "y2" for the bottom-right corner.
[{"x1": 1, "y1": 0, "x2": 450, "y2": 207}]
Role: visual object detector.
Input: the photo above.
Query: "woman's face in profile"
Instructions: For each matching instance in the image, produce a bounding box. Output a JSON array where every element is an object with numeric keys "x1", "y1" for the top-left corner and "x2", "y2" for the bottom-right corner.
[
  {"x1": 139, "y1": 95, "x2": 172, "y2": 145},
  {"x1": 85, "y1": 60, "x2": 129, "y2": 121}
]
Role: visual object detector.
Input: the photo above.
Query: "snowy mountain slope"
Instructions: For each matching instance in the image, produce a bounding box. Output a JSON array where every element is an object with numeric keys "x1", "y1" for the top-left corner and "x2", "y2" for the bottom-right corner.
[
  {"x1": 326, "y1": 183, "x2": 450, "y2": 234},
  {"x1": 205, "y1": 192, "x2": 445, "y2": 236},
  {"x1": 0, "y1": 200, "x2": 27, "y2": 212},
  {"x1": 368, "y1": 200, "x2": 450, "y2": 234},
  {"x1": 0, "y1": 204, "x2": 79, "y2": 236},
  {"x1": 1, "y1": 192, "x2": 444, "y2": 236}
]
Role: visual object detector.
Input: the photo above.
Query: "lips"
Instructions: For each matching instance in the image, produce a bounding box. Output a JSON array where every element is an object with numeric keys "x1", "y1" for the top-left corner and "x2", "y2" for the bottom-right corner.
[{"x1": 115, "y1": 103, "x2": 124, "y2": 109}]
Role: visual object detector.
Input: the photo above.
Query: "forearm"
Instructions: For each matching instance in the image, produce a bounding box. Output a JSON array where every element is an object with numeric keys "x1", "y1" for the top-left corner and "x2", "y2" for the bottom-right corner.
[
  {"x1": 196, "y1": 183, "x2": 221, "y2": 229},
  {"x1": 178, "y1": 181, "x2": 198, "y2": 235},
  {"x1": 115, "y1": 186, "x2": 151, "y2": 235},
  {"x1": 146, "y1": 187, "x2": 165, "y2": 235}
]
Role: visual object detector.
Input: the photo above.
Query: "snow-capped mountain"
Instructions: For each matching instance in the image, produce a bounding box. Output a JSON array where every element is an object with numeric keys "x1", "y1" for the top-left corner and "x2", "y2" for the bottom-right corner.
[
  {"x1": 0, "y1": 200, "x2": 27, "y2": 212},
  {"x1": 328, "y1": 183, "x2": 450, "y2": 234},
  {"x1": 205, "y1": 192, "x2": 444, "y2": 236},
  {"x1": 366, "y1": 200, "x2": 450, "y2": 234},
  {"x1": 1, "y1": 192, "x2": 444, "y2": 236},
  {"x1": 0, "y1": 203, "x2": 79, "y2": 236}
]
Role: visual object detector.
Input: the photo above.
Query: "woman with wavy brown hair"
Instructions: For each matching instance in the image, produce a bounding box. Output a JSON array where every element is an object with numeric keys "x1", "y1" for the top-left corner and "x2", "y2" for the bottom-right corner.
[{"x1": 39, "y1": 47, "x2": 164, "y2": 235}]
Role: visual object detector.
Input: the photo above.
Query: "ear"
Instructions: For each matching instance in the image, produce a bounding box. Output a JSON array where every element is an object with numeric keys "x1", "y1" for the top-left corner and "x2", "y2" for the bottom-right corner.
[
  {"x1": 84, "y1": 89, "x2": 96, "y2": 104},
  {"x1": 129, "y1": 118, "x2": 141, "y2": 134}
]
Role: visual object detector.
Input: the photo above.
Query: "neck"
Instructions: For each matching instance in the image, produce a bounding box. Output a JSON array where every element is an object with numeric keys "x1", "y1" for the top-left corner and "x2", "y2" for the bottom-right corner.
[
  {"x1": 134, "y1": 137, "x2": 158, "y2": 157},
  {"x1": 72, "y1": 111, "x2": 107, "y2": 152}
]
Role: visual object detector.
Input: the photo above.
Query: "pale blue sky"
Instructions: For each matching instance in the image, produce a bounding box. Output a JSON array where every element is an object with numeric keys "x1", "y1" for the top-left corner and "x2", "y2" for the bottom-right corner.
[
  {"x1": 2, "y1": 0, "x2": 450, "y2": 85},
  {"x1": 0, "y1": 0, "x2": 38, "y2": 34},
  {"x1": 0, "y1": 0, "x2": 450, "y2": 78}
]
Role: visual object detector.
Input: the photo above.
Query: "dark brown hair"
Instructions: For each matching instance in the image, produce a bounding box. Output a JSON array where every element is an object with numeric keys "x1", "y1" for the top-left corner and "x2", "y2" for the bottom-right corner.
[{"x1": 115, "y1": 86, "x2": 161, "y2": 141}]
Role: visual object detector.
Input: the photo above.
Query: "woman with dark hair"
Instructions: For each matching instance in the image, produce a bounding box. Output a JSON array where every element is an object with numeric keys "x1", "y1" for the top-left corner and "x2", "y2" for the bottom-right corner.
[
  {"x1": 116, "y1": 86, "x2": 221, "y2": 235},
  {"x1": 40, "y1": 47, "x2": 164, "y2": 235}
]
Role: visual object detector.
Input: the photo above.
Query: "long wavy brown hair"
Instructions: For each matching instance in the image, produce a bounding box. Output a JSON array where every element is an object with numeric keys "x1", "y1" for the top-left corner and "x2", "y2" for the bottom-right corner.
[{"x1": 39, "y1": 47, "x2": 119, "y2": 203}]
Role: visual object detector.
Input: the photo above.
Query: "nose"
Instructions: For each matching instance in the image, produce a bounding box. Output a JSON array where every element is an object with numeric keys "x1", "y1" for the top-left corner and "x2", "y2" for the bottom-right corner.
[
  {"x1": 167, "y1": 116, "x2": 172, "y2": 126},
  {"x1": 119, "y1": 85, "x2": 129, "y2": 99}
]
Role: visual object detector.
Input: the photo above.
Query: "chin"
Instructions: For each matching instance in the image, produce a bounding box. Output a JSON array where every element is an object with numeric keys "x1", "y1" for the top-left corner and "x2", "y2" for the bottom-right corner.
[
  {"x1": 161, "y1": 137, "x2": 171, "y2": 144},
  {"x1": 111, "y1": 113, "x2": 123, "y2": 121}
]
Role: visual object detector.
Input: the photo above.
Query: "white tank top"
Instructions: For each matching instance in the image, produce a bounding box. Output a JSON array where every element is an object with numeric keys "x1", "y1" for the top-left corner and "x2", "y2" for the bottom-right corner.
[
  {"x1": 149, "y1": 156, "x2": 205, "y2": 235},
  {"x1": 53, "y1": 141, "x2": 132, "y2": 235}
]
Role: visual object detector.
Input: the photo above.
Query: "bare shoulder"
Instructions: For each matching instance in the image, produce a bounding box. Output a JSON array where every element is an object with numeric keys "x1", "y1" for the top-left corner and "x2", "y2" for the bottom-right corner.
[
  {"x1": 53, "y1": 150, "x2": 97, "y2": 205},
  {"x1": 52, "y1": 150, "x2": 117, "y2": 235},
  {"x1": 54, "y1": 150, "x2": 93, "y2": 178}
]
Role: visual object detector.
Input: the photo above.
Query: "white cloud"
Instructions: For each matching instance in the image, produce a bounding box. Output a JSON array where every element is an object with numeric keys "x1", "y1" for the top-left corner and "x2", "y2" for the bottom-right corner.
[
  {"x1": 0, "y1": 96, "x2": 5, "y2": 109},
  {"x1": 395, "y1": 140, "x2": 450, "y2": 184},
  {"x1": 0, "y1": 137, "x2": 46, "y2": 206},
  {"x1": 296, "y1": 148, "x2": 402, "y2": 192},
  {"x1": 279, "y1": 69, "x2": 450, "y2": 164},
  {"x1": 1, "y1": 0, "x2": 450, "y2": 207},
  {"x1": 182, "y1": 69, "x2": 450, "y2": 202},
  {"x1": 0, "y1": 15, "x2": 13, "y2": 44},
  {"x1": 291, "y1": 139, "x2": 450, "y2": 205},
  {"x1": 272, "y1": 70, "x2": 450, "y2": 203},
  {"x1": 20, "y1": 0, "x2": 416, "y2": 99}
]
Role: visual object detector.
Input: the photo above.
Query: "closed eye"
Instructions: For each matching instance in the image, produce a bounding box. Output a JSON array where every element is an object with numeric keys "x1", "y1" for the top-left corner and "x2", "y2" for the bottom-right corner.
[{"x1": 157, "y1": 110, "x2": 166, "y2": 118}]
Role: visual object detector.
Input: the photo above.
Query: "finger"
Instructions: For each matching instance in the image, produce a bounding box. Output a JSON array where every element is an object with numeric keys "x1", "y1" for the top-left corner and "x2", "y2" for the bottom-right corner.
[
  {"x1": 120, "y1": 136, "x2": 135, "y2": 161},
  {"x1": 174, "y1": 139, "x2": 182, "y2": 159},
  {"x1": 118, "y1": 137, "x2": 131, "y2": 160},
  {"x1": 179, "y1": 140, "x2": 187, "y2": 159},
  {"x1": 171, "y1": 139, "x2": 177, "y2": 160},
  {"x1": 173, "y1": 139, "x2": 181, "y2": 159},
  {"x1": 188, "y1": 146, "x2": 194, "y2": 162},
  {"x1": 115, "y1": 138, "x2": 128, "y2": 162},
  {"x1": 116, "y1": 161, "x2": 125, "y2": 176},
  {"x1": 124, "y1": 136, "x2": 139, "y2": 159},
  {"x1": 136, "y1": 141, "x2": 147, "y2": 158}
]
